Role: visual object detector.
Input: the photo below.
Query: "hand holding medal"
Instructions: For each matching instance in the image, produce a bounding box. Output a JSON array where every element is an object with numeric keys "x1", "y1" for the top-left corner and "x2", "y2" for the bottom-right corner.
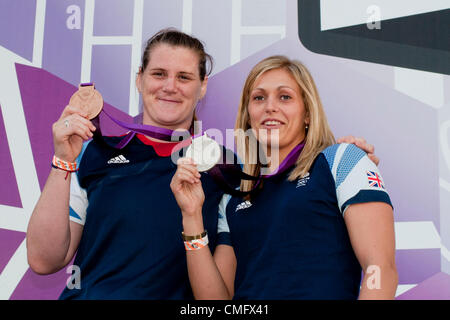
[{"x1": 52, "y1": 83, "x2": 100, "y2": 164}]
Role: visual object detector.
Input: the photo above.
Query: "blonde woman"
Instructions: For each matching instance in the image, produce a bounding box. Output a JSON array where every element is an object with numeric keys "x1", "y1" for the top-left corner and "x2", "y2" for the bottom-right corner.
[{"x1": 171, "y1": 55, "x2": 397, "y2": 300}]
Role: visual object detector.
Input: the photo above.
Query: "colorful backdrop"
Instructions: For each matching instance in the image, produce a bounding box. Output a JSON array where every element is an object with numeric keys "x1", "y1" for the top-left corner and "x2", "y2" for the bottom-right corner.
[{"x1": 0, "y1": 0, "x2": 449, "y2": 299}]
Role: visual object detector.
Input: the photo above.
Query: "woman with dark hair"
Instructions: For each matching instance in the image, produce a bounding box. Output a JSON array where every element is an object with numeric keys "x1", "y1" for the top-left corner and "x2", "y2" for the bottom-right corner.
[
  {"x1": 171, "y1": 55, "x2": 398, "y2": 300},
  {"x1": 26, "y1": 29, "x2": 223, "y2": 300}
]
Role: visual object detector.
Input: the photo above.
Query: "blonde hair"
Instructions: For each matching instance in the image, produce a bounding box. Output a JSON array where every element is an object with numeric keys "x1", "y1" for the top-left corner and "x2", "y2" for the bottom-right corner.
[{"x1": 235, "y1": 56, "x2": 335, "y2": 193}]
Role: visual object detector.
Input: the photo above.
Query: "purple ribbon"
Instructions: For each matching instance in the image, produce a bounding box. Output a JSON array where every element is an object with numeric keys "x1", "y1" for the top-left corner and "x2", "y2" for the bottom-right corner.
[
  {"x1": 92, "y1": 108, "x2": 192, "y2": 149},
  {"x1": 262, "y1": 141, "x2": 305, "y2": 178},
  {"x1": 208, "y1": 141, "x2": 305, "y2": 197}
]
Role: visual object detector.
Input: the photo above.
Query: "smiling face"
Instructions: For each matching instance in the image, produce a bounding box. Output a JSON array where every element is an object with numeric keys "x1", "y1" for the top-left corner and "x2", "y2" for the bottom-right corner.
[
  {"x1": 136, "y1": 43, "x2": 207, "y2": 130},
  {"x1": 248, "y1": 67, "x2": 309, "y2": 159}
]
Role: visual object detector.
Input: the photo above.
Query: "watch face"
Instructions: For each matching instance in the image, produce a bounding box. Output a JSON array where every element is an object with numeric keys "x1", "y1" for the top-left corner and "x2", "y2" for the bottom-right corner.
[{"x1": 297, "y1": 0, "x2": 450, "y2": 74}]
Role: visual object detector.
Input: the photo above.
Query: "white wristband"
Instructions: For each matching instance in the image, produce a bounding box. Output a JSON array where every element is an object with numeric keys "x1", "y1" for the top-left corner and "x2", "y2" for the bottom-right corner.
[{"x1": 184, "y1": 234, "x2": 209, "y2": 251}]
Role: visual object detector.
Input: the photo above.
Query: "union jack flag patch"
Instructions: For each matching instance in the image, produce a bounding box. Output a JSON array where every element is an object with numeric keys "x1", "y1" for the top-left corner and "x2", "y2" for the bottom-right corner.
[{"x1": 367, "y1": 171, "x2": 385, "y2": 189}]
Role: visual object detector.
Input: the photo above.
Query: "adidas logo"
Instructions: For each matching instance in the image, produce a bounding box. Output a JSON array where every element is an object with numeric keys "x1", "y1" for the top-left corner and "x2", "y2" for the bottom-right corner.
[
  {"x1": 296, "y1": 172, "x2": 310, "y2": 188},
  {"x1": 235, "y1": 200, "x2": 252, "y2": 212},
  {"x1": 107, "y1": 155, "x2": 130, "y2": 164}
]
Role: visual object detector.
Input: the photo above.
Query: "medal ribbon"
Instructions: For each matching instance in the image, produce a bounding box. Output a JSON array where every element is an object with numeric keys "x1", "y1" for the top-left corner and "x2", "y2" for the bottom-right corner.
[
  {"x1": 208, "y1": 141, "x2": 305, "y2": 197},
  {"x1": 92, "y1": 108, "x2": 191, "y2": 148}
]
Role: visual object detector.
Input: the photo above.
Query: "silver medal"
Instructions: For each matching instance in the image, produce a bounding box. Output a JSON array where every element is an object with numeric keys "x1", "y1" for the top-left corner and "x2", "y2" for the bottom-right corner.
[{"x1": 185, "y1": 133, "x2": 221, "y2": 172}]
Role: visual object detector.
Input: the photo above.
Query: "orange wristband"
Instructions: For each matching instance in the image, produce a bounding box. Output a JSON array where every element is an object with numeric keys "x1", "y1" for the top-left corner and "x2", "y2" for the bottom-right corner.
[{"x1": 52, "y1": 155, "x2": 78, "y2": 172}]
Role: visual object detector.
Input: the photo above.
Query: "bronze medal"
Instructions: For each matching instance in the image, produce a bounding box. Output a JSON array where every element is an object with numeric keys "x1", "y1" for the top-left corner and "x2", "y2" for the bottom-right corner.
[{"x1": 69, "y1": 83, "x2": 103, "y2": 119}]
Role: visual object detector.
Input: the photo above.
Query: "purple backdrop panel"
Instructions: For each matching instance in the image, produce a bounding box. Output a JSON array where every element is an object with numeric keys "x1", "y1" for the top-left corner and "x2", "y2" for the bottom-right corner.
[
  {"x1": 10, "y1": 262, "x2": 72, "y2": 300},
  {"x1": 0, "y1": 229, "x2": 25, "y2": 274},
  {"x1": 16, "y1": 63, "x2": 133, "y2": 190},
  {"x1": 197, "y1": 61, "x2": 245, "y2": 135},
  {"x1": 0, "y1": 105, "x2": 22, "y2": 207},
  {"x1": 93, "y1": 0, "x2": 133, "y2": 36},
  {"x1": 395, "y1": 249, "x2": 441, "y2": 284},
  {"x1": 397, "y1": 272, "x2": 450, "y2": 300},
  {"x1": 192, "y1": 0, "x2": 233, "y2": 74},
  {"x1": 0, "y1": 0, "x2": 36, "y2": 61},
  {"x1": 242, "y1": 0, "x2": 286, "y2": 26},
  {"x1": 241, "y1": 34, "x2": 282, "y2": 62},
  {"x1": 141, "y1": 0, "x2": 182, "y2": 42},
  {"x1": 91, "y1": 45, "x2": 132, "y2": 114},
  {"x1": 43, "y1": 0, "x2": 85, "y2": 86},
  {"x1": 16, "y1": 63, "x2": 76, "y2": 190}
]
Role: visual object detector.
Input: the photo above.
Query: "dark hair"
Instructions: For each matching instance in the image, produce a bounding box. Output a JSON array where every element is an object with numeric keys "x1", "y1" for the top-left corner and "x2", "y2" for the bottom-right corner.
[{"x1": 140, "y1": 28, "x2": 213, "y2": 80}]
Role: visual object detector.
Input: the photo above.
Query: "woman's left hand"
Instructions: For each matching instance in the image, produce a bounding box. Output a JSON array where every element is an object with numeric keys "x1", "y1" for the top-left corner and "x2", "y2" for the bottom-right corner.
[{"x1": 337, "y1": 135, "x2": 379, "y2": 166}]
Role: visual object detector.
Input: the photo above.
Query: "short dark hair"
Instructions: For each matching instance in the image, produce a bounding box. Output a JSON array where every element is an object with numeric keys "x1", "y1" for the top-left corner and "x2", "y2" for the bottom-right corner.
[{"x1": 140, "y1": 28, "x2": 213, "y2": 80}]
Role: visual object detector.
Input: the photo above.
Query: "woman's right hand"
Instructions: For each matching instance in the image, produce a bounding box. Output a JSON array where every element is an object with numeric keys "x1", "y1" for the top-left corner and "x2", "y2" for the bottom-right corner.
[
  {"x1": 52, "y1": 105, "x2": 96, "y2": 162},
  {"x1": 170, "y1": 157, "x2": 205, "y2": 218}
]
